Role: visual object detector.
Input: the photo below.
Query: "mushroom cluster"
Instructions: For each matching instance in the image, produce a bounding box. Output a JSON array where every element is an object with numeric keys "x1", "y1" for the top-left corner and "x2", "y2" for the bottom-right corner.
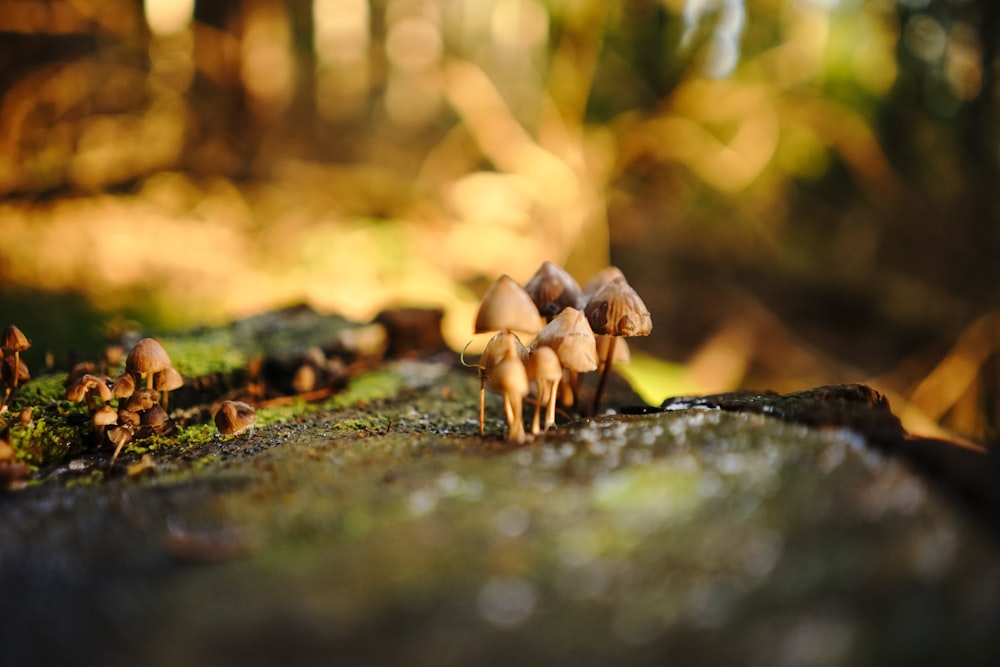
[
  {"x1": 465, "y1": 262, "x2": 651, "y2": 442},
  {"x1": 66, "y1": 337, "x2": 184, "y2": 468},
  {"x1": 0, "y1": 325, "x2": 31, "y2": 412}
]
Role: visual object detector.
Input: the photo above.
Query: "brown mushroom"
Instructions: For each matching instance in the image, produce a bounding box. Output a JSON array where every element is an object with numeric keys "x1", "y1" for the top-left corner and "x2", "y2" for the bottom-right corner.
[
  {"x1": 584, "y1": 276, "x2": 652, "y2": 415},
  {"x1": 107, "y1": 425, "x2": 134, "y2": 470},
  {"x1": 66, "y1": 373, "x2": 111, "y2": 412},
  {"x1": 111, "y1": 373, "x2": 136, "y2": 400},
  {"x1": 525, "y1": 345, "x2": 562, "y2": 434},
  {"x1": 466, "y1": 330, "x2": 527, "y2": 436},
  {"x1": 523, "y1": 262, "x2": 584, "y2": 321},
  {"x1": 474, "y1": 275, "x2": 543, "y2": 335},
  {"x1": 532, "y1": 307, "x2": 598, "y2": 409},
  {"x1": 153, "y1": 366, "x2": 184, "y2": 408},
  {"x1": 487, "y1": 334, "x2": 529, "y2": 443},
  {"x1": 125, "y1": 338, "x2": 173, "y2": 390},
  {"x1": 215, "y1": 400, "x2": 257, "y2": 436}
]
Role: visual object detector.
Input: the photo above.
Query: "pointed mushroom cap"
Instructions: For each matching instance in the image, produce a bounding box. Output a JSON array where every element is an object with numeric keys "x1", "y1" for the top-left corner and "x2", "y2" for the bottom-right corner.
[
  {"x1": 2, "y1": 325, "x2": 30, "y2": 352},
  {"x1": 126, "y1": 338, "x2": 172, "y2": 377},
  {"x1": 581, "y1": 266, "x2": 626, "y2": 302},
  {"x1": 479, "y1": 330, "x2": 527, "y2": 379},
  {"x1": 532, "y1": 307, "x2": 598, "y2": 372},
  {"x1": 584, "y1": 277, "x2": 652, "y2": 338},
  {"x1": 523, "y1": 262, "x2": 584, "y2": 320},
  {"x1": 474, "y1": 275, "x2": 542, "y2": 334},
  {"x1": 487, "y1": 353, "x2": 529, "y2": 400},
  {"x1": 215, "y1": 400, "x2": 257, "y2": 436}
]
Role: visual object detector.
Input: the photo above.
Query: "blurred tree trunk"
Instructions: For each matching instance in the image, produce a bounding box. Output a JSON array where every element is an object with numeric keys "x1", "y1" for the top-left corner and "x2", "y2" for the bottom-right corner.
[{"x1": 187, "y1": 0, "x2": 254, "y2": 176}]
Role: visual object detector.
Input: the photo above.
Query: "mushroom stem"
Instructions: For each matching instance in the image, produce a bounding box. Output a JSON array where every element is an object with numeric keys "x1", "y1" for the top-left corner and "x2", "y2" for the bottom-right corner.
[
  {"x1": 505, "y1": 392, "x2": 525, "y2": 443},
  {"x1": 545, "y1": 379, "x2": 560, "y2": 430},
  {"x1": 479, "y1": 377, "x2": 486, "y2": 436},
  {"x1": 591, "y1": 336, "x2": 617, "y2": 416},
  {"x1": 10, "y1": 351, "x2": 19, "y2": 389}
]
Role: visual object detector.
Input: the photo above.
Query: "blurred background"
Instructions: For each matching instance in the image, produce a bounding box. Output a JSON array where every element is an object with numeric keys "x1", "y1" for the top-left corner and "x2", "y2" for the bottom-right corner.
[{"x1": 0, "y1": 0, "x2": 997, "y2": 445}]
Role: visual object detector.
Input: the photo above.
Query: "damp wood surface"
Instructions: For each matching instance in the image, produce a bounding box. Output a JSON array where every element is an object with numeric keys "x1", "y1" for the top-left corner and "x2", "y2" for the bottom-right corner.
[{"x1": 1, "y1": 309, "x2": 999, "y2": 666}]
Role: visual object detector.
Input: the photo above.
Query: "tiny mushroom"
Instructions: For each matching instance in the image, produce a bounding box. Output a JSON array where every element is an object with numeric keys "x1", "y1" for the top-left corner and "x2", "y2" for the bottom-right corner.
[
  {"x1": 126, "y1": 338, "x2": 173, "y2": 390},
  {"x1": 107, "y1": 426, "x2": 134, "y2": 470},
  {"x1": 0, "y1": 325, "x2": 30, "y2": 409},
  {"x1": 66, "y1": 373, "x2": 112, "y2": 412},
  {"x1": 531, "y1": 306, "x2": 599, "y2": 411},
  {"x1": 215, "y1": 400, "x2": 257, "y2": 436},
  {"x1": 465, "y1": 330, "x2": 527, "y2": 436},
  {"x1": 154, "y1": 366, "x2": 184, "y2": 409},
  {"x1": 523, "y1": 262, "x2": 584, "y2": 322},
  {"x1": 487, "y1": 334, "x2": 529, "y2": 443},
  {"x1": 584, "y1": 275, "x2": 652, "y2": 415},
  {"x1": 525, "y1": 345, "x2": 562, "y2": 435}
]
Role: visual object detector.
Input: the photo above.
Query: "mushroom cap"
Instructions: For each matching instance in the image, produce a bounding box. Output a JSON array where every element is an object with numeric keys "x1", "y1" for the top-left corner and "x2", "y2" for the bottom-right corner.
[
  {"x1": 584, "y1": 277, "x2": 652, "y2": 337},
  {"x1": 523, "y1": 262, "x2": 584, "y2": 321},
  {"x1": 125, "y1": 389, "x2": 160, "y2": 413},
  {"x1": 581, "y1": 266, "x2": 626, "y2": 302},
  {"x1": 141, "y1": 403, "x2": 170, "y2": 429},
  {"x1": 126, "y1": 338, "x2": 172, "y2": 376},
  {"x1": 106, "y1": 425, "x2": 133, "y2": 449},
  {"x1": 66, "y1": 373, "x2": 101, "y2": 402},
  {"x1": 112, "y1": 373, "x2": 136, "y2": 399},
  {"x1": 2, "y1": 325, "x2": 30, "y2": 352},
  {"x1": 154, "y1": 367, "x2": 184, "y2": 392},
  {"x1": 118, "y1": 408, "x2": 142, "y2": 428},
  {"x1": 93, "y1": 405, "x2": 119, "y2": 427},
  {"x1": 215, "y1": 400, "x2": 257, "y2": 435},
  {"x1": 525, "y1": 345, "x2": 563, "y2": 383},
  {"x1": 474, "y1": 275, "x2": 542, "y2": 334},
  {"x1": 532, "y1": 307, "x2": 598, "y2": 372},
  {"x1": 479, "y1": 330, "x2": 527, "y2": 379}
]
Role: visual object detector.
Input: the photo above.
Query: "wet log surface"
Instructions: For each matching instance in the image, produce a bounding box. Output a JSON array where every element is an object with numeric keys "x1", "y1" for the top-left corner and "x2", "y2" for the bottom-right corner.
[{"x1": 1, "y1": 310, "x2": 999, "y2": 666}]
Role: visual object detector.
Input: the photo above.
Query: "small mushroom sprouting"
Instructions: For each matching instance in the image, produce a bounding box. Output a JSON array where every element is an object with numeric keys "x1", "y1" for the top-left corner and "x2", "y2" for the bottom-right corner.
[
  {"x1": 469, "y1": 276, "x2": 541, "y2": 435},
  {"x1": 154, "y1": 366, "x2": 184, "y2": 409},
  {"x1": 525, "y1": 345, "x2": 561, "y2": 435},
  {"x1": 584, "y1": 275, "x2": 652, "y2": 415},
  {"x1": 531, "y1": 306, "x2": 598, "y2": 418},
  {"x1": 215, "y1": 400, "x2": 257, "y2": 436},
  {"x1": 523, "y1": 261, "x2": 584, "y2": 322},
  {"x1": 1, "y1": 325, "x2": 31, "y2": 410},
  {"x1": 486, "y1": 333, "x2": 529, "y2": 443}
]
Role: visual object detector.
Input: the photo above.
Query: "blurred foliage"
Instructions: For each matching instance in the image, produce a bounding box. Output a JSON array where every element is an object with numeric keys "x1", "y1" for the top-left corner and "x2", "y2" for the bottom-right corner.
[{"x1": 0, "y1": 0, "x2": 997, "y2": 443}]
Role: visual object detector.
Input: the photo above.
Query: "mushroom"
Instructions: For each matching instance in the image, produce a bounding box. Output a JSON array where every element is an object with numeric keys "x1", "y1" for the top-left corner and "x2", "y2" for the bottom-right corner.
[
  {"x1": 486, "y1": 334, "x2": 529, "y2": 443},
  {"x1": 525, "y1": 345, "x2": 562, "y2": 434},
  {"x1": 581, "y1": 266, "x2": 626, "y2": 302},
  {"x1": 107, "y1": 425, "x2": 134, "y2": 470},
  {"x1": 111, "y1": 373, "x2": 136, "y2": 400},
  {"x1": 532, "y1": 307, "x2": 599, "y2": 411},
  {"x1": 66, "y1": 373, "x2": 112, "y2": 412},
  {"x1": 0, "y1": 325, "x2": 30, "y2": 409},
  {"x1": 584, "y1": 276, "x2": 652, "y2": 415},
  {"x1": 92, "y1": 404, "x2": 118, "y2": 438},
  {"x1": 474, "y1": 275, "x2": 543, "y2": 335},
  {"x1": 523, "y1": 262, "x2": 584, "y2": 322},
  {"x1": 153, "y1": 366, "x2": 184, "y2": 409},
  {"x1": 141, "y1": 403, "x2": 172, "y2": 436},
  {"x1": 464, "y1": 330, "x2": 527, "y2": 436},
  {"x1": 125, "y1": 338, "x2": 173, "y2": 390},
  {"x1": 215, "y1": 400, "x2": 257, "y2": 436}
]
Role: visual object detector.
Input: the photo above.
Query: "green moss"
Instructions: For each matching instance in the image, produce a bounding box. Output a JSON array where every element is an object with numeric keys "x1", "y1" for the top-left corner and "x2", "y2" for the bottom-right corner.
[
  {"x1": 325, "y1": 370, "x2": 404, "y2": 409},
  {"x1": 160, "y1": 329, "x2": 247, "y2": 378}
]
